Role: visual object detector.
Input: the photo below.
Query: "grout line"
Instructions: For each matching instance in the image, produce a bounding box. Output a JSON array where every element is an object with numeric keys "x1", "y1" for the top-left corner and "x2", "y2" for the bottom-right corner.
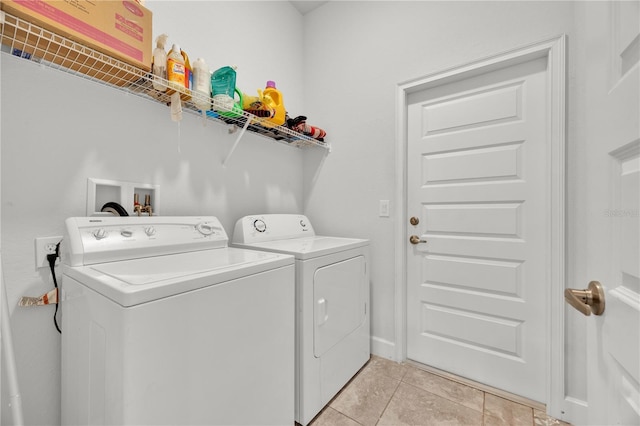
[
  {"x1": 316, "y1": 356, "x2": 565, "y2": 426},
  {"x1": 482, "y1": 389, "x2": 487, "y2": 426},
  {"x1": 401, "y1": 377, "x2": 489, "y2": 419},
  {"x1": 334, "y1": 407, "x2": 363, "y2": 426},
  {"x1": 405, "y1": 359, "x2": 546, "y2": 411},
  {"x1": 374, "y1": 376, "x2": 402, "y2": 426}
]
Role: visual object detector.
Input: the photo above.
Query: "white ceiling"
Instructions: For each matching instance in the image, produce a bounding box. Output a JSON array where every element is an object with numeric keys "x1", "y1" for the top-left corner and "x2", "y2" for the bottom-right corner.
[{"x1": 290, "y1": 1, "x2": 328, "y2": 15}]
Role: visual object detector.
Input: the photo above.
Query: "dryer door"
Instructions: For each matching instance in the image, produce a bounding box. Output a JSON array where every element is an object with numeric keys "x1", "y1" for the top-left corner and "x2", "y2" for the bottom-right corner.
[{"x1": 313, "y1": 255, "x2": 366, "y2": 357}]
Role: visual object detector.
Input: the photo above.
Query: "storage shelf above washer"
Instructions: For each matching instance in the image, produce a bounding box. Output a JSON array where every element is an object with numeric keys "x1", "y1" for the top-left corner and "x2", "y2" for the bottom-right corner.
[{"x1": 0, "y1": 11, "x2": 330, "y2": 152}]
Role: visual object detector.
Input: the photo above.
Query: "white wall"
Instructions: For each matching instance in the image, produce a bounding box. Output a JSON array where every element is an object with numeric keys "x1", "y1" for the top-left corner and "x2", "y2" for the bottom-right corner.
[
  {"x1": 0, "y1": 2, "x2": 306, "y2": 425},
  {"x1": 301, "y1": 0, "x2": 585, "y2": 412},
  {"x1": 302, "y1": 0, "x2": 576, "y2": 356},
  {"x1": 149, "y1": 1, "x2": 307, "y2": 115},
  {"x1": 1, "y1": 1, "x2": 594, "y2": 424}
]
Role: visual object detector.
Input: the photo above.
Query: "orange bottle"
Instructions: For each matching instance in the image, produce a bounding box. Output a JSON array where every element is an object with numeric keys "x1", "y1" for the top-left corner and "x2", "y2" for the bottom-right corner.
[{"x1": 166, "y1": 44, "x2": 185, "y2": 91}]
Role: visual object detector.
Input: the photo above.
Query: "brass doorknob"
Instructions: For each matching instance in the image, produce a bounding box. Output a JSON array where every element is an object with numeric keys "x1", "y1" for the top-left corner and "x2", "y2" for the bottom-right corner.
[
  {"x1": 409, "y1": 235, "x2": 427, "y2": 245},
  {"x1": 565, "y1": 281, "x2": 605, "y2": 316}
]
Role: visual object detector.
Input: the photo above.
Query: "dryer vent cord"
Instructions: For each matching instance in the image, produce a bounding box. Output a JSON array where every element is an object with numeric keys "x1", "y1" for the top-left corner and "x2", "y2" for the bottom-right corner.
[{"x1": 47, "y1": 241, "x2": 62, "y2": 334}]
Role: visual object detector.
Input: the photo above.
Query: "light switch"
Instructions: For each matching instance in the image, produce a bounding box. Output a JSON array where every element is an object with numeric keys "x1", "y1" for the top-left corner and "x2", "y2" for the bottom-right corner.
[{"x1": 379, "y1": 200, "x2": 390, "y2": 217}]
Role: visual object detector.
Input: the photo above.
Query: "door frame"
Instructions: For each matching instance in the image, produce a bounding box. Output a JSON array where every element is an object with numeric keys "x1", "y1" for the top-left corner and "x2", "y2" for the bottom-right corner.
[{"x1": 394, "y1": 35, "x2": 568, "y2": 417}]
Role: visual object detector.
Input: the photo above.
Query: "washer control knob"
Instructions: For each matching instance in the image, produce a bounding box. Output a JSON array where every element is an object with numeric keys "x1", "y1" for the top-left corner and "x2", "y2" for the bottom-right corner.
[
  {"x1": 254, "y1": 219, "x2": 267, "y2": 233},
  {"x1": 121, "y1": 229, "x2": 133, "y2": 238},
  {"x1": 93, "y1": 228, "x2": 107, "y2": 240},
  {"x1": 144, "y1": 226, "x2": 156, "y2": 237},
  {"x1": 300, "y1": 219, "x2": 307, "y2": 228},
  {"x1": 196, "y1": 222, "x2": 215, "y2": 236}
]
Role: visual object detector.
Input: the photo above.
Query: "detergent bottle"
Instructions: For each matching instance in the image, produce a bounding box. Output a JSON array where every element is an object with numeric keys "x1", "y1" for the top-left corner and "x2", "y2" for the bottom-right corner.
[
  {"x1": 166, "y1": 44, "x2": 185, "y2": 91},
  {"x1": 180, "y1": 49, "x2": 192, "y2": 91},
  {"x1": 242, "y1": 91, "x2": 273, "y2": 121},
  {"x1": 151, "y1": 34, "x2": 168, "y2": 92},
  {"x1": 261, "y1": 80, "x2": 286, "y2": 127},
  {"x1": 192, "y1": 57, "x2": 211, "y2": 111},
  {"x1": 211, "y1": 66, "x2": 237, "y2": 112}
]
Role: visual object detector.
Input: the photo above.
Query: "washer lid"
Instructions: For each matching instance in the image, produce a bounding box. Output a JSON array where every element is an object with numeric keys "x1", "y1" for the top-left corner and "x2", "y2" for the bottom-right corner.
[
  {"x1": 62, "y1": 247, "x2": 294, "y2": 307},
  {"x1": 233, "y1": 236, "x2": 369, "y2": 260}
]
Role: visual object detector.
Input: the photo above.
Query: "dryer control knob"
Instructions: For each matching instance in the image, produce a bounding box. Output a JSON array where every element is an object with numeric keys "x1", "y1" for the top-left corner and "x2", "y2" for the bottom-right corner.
[
  {"x1": 253, "y1": 219, "x2": 267, "y2": 233},
  {"x1": 144, "y1": 226, "x2": 156, "y2": 237}
]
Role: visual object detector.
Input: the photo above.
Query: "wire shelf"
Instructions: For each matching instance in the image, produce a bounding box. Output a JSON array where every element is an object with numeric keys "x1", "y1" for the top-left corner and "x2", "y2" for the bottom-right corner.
[{"x1": 0, "y1": 11, "x2": 329, "y2": 151}]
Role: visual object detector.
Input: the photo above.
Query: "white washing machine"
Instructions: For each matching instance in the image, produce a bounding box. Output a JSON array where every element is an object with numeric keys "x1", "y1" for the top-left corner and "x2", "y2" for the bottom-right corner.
[
  {"x1": 60, "y1": 216, "x2": 295, "y2": 426},
  {"x1": 231, "y1": 214, "x2": 370, "y2": 425}
]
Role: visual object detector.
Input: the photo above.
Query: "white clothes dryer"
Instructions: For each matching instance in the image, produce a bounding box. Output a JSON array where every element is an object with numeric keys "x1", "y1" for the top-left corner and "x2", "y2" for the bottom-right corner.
[
  {"x1": 232, "y1": 214, "x2": 370, "y2": 425},
  {"x1": 61, "y1": 216, "x2": 295, "y2": 426}
]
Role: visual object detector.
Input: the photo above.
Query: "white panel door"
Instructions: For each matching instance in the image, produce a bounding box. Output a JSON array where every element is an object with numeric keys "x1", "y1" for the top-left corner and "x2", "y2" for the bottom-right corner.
[
  {"x1": 406, "y1": 57, "x2": 549, "y2": 402},
  {"x1": 578, "y1": 1, "x2": 640, "y2": 424}
]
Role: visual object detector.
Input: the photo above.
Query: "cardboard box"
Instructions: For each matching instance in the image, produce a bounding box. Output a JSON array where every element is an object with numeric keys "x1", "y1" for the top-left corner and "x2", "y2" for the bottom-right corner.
[{"x1": 1, "y1": 0, "x2": 152, "y2": 71}]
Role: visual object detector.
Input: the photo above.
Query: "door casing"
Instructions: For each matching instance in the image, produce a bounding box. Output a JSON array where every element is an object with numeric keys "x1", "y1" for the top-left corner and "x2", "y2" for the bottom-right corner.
[{"x1": 394, "y1": 35, "x2": 571, "y2": 420}]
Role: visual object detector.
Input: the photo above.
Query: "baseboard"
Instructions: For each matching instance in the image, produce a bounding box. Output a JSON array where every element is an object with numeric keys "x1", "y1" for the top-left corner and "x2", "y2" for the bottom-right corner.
[
  {"x1": 552, "y1": 396, "x2": 587, "y2": 425},
  {"x1": 371, "y1": 336, "x2": 396, "y2": 361}
]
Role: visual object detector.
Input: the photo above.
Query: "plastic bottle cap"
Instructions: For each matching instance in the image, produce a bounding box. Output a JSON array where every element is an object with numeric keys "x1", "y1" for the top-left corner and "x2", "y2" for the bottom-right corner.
[
  {"x1": 266, "y1": 80, "x2": 276, "y2": 88},
  {"x1": 156, "y1": 33, "x2": 168, "y2": 48},
  {"x1": 172, "y1": 44, "x2": 180, "y2": 53}
]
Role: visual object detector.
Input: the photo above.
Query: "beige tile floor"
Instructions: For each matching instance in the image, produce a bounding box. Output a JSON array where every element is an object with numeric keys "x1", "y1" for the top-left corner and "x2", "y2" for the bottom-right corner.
[{"x1": 309, "y1": 356, "x2": 570, "y2": 426}]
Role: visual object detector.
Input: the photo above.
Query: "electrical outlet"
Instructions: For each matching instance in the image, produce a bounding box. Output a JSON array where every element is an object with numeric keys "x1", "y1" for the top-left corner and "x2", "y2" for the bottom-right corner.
[
  {"x1": 379, "y1": 200, "x2": 390, "y2": 217},
  {"x1": 35, "y1": 236, "x2": 62, "y2": 270}
]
